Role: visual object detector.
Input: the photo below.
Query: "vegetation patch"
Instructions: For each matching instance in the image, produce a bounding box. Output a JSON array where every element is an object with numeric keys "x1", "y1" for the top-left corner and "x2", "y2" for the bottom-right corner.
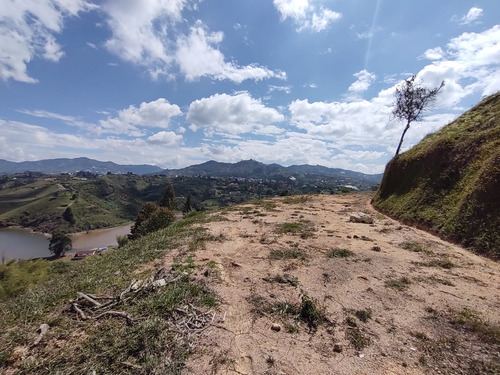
[
  {"x1": 0, "y1": 212, "x2": 220, "y2": 374},
  {"x1": 327, "y1": 248, "x2": 354, "y2": 258},
  {"x1": 384, "y1": 276, "x2": 412, "y2": 291},
  {"x1": 411, "y1": 307, "x2": 500, "y2": 375},
  {"x1": 264, "y1": 273, "x2": 299, "y2": 287},
  {"x1": 282, "y1": 196, "x2": 309, "y2": 204},
  {"x1": 373, "y1": 92, "x2": 500, "y2": 258},
  {"x1": 269, "y1": 247, "x2": 308, "y2": 261}
]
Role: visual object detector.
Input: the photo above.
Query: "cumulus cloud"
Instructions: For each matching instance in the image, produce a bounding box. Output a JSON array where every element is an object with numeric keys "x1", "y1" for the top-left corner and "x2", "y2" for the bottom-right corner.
[
  {"x1": 102, "y1": 3, "x2": 284, "y2": 83},
  {"x1": 273, "y1": 0, "x2": 341, "y2": 32},
  {"x1": 102, "y1": 0, "x2": 183, "y2": 75},
  {"x1": 0, "y1": 0, "x2": 97, "y2": 83},
  {"x1": 147, "y1": 131, "x2": 183, "y2": 145},
  {"x1": 187, "y1": 92, "x2": 285, "y2": 135},
  {"x1": 176, "y1": 22, "x2": 285, "y2": 83},
  {"x1": 99, "y1": 98, "x2": 182, "y2": 136},
  {"x1": 420, "y1": 47, "x2": 444, "y2": 61},
  {"x1": 417, "y1": 25, "x2": 500, "y2": 106},
  {"x1": 348, "y1": 70, "x2": 376, "y2": 94},
  {"x1": 460, "y1": 7, "x2": 483, "y2": 25}
]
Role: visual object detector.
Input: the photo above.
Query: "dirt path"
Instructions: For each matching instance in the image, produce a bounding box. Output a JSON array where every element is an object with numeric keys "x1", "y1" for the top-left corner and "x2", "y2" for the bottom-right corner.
[{"x1": 167, "y1": 193, "x2": 500, "y2": 375}]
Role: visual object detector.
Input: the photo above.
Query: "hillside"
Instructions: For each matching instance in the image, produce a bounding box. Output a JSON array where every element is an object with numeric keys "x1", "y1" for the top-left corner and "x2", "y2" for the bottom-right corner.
[
  {"x1": 373, "y1": 92, "x2": 500, "y2": 258},
  {"x1": 1, "y1": 193, "x2": 498, "y2": 374}
]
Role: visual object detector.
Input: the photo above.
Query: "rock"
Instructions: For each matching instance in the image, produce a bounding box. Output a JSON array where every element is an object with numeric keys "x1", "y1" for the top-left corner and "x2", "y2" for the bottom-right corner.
[
  {"x1": 349, "y1": 212, "x2": 374, "y2": 224},
  {"x1": 333, "y1": 344, "x2": 343, "y2": 353},
  {"x1": 271, "y1": 323, "x2": 281, "y2": 332}
]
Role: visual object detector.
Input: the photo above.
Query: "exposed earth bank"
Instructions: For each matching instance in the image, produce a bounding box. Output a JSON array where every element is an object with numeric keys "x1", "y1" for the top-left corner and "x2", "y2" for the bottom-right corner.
[{"x1": 175, "y1": 193, "x2": 500, "y2": 374}]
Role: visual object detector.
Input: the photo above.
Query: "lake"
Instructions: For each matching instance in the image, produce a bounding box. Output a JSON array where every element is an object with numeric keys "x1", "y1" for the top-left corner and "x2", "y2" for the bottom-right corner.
[{"x1": 0, "y1": 225, "x2": 131, "y2": 261}]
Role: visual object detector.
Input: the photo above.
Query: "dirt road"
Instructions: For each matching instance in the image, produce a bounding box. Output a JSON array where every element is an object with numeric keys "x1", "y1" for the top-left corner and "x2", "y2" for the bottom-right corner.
[{"x1": 167, "y1": 193, "x2": 499, "y2": 375}]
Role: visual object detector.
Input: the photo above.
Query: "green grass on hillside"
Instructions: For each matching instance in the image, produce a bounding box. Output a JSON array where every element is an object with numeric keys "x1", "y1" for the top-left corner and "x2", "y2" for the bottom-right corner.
[
  {"x1": 0, "y1": 210, "x2": 222, "y2": 374},
  {"x1": 373, "y1": 92, "x2": 500, "y2": 258}
]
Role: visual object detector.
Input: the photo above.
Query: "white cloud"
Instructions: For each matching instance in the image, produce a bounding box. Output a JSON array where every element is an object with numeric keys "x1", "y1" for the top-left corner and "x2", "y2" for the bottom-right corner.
[
  {"x1": 147, "y1": 131, "x2": 183, "y2": 145},
  {"x1": 99, "y1": 98, "x2": 182, "y2": 136},
  {"x1": 460, "y1": 7, "x2": 483, "y2": 25},
  {"x1": 417, "y1": 25, "x2": 500, "y2": 106},
  {"x1": 348, "y1": 70, "x2": 376, "y2": 94},
  {"x1": 102, "y1": 4, "x2": 284, "y2": 83},
  {"x1": 187, "y1": 92, "x2": 285, "y2": 135},
  {"x1": 0, "y1": 0, "x2": 97, "y2": 83},
  {"x1": 102, "y1": 0, "x2": 185, "y2": 78},
  {"x1": 420, "y1": 47, "x2": 444, "y2": 61},
  {"x1": 176, "y1": 22, "x2": 285, "y2": 83},
  {"x1": 273, "y1": 0, "x2": 341, "y2": 32}
]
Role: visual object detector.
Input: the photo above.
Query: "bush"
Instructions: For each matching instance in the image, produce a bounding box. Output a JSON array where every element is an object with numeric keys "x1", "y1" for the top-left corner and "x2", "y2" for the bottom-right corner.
[{"x1": 129, "y1": 202, "x2": 175, "y2": 240}]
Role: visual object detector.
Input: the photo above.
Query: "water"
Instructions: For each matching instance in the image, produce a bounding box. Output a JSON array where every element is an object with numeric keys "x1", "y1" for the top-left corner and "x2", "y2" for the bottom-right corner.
[
  {"x1": 0, "y1": 225, "x2": 131, "y2": 260},
  {"x1": 0, "y1": 228, "x2": 51, "y2": 260}
]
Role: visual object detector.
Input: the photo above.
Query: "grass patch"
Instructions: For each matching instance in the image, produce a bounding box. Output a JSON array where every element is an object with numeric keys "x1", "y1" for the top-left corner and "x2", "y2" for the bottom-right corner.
[
  {"x1": 275, "y1": 221, "x2": 315, "y2": 238},
  {"x1": 0, "y1": 211, "x2": 219, "y2": 374},
  {"x1": 385, "y1": 276, "x2": 412, "y2": 291},
  {"x1": 265, "y1": 273, "x2": 299, "y2": 287},
  {"x1": 417, "y1": 257, "x2": 455, "y2": 269},
  {"x1": 327, "y1": 248, "x2": 354, "y2": 258},
  {"x1": 282, "y1": 196, "x2": 309, "y2": 204},
  {"x1": 400, "y1": 241, "x2": 429, "y2": 253},
  {"x1": 354, "y1": 308, "x2": 373, "y2": 323},
  {"x1": 269, "y1": 247, "x2": 308, "y2": 261},
  {"x1": 346, "y1": 326, "x2": 370, "y2": 351}
]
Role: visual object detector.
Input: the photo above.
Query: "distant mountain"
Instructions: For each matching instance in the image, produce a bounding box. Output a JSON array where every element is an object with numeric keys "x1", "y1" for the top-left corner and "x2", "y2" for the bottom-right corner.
[
  {"x1": 0, "y1": 157, "x2": 163, "y2": 175},
  {"x1": 159, "y1": 159, "x2": 383, "y2": 185}
]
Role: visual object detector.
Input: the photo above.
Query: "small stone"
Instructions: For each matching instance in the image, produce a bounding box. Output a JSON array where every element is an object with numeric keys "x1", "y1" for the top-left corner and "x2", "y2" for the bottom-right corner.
[
  {"x1": 333, "y1": 344, "x2": 343, "y2": 353},
  {"x1": 271, "y1": 323, "x2": 281, "y2": 332}
]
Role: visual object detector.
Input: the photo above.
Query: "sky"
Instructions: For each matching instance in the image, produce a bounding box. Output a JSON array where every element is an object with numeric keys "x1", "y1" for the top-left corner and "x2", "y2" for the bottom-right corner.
[{"x1": 1, "y1": 0, "x2": 499, "y2": 174}]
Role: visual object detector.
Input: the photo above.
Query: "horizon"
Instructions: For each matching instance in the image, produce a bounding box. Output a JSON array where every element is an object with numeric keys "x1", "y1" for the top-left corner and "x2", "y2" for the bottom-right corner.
[
  {"x1": 1, "y1": 1, "x2": 499, "y2": 174},
  {"x1": 0, "y1": 157, "x2": 384, "y2": 176}
]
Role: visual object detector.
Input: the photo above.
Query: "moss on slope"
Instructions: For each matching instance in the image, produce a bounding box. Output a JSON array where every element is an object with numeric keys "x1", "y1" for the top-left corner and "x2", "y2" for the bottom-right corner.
[{"x1": 373, "y1": 92, "x2": 500, "y2": 258}]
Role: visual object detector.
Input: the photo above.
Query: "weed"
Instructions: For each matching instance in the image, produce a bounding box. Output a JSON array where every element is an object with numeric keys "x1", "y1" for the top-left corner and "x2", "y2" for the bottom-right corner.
[
  {"x1": 346, "y1": 326, "x2": 370, "y2": 350},
  {"x1": 266, "y1": 356, "x2": 276, "y2": 367},
  {"x1": 401, "y1": 241, "x2": 428, "y2": 253},
  {"x1": 327, "y1": 248, "x2": 354, "y2": 258},
  {"x1": 269, "y1": 247, "x2": 308, "y2": 261},
  {"x1": 419, "y1": 258, "x2": 455, "y2": 269},
  {"x1": 371, "y1": 246, "x2": 381, "y2": 252},
  {"x1": 300, "y1": 295, "x2": 321, "y2": 331},
  {"x1": 385, "y1": 276, "x2": 412, "y2": 291},
  {"x1": 354, "y1": 308, "x2": 373, "y2": 323}
]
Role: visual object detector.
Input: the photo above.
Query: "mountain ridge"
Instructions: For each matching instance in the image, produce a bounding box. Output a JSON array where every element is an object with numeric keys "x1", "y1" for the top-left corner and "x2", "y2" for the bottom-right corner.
[{"x1": 0, "y1": 157, "x2": 383, "y2": 184}]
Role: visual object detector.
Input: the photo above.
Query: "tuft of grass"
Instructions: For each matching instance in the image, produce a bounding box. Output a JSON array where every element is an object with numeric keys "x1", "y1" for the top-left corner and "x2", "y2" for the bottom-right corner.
[
  {"x1": 346, "y1": 325, "x2": 370, "y2": 351},
  {"x1": 401, "y1": 241, "x2": 428, "y2": 253},
  {"x1": 421, "y1": 258, "x2": 455, "y2": 269},
  {"x1": 327, "y1": 248, "x2": 354, "y2": 258},
  {"x1": 354, "y1": 308, "x2": 373, "y2": 323},
  {"x1": 385, "y1": 276, "x2": 412, "y2": 291},
  {"x1": 269, "y1": 247, "x2": 308, "y2": 261}
]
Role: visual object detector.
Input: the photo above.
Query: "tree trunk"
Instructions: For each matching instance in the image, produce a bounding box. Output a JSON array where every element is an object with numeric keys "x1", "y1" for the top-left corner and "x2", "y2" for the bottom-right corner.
[{"x1": 395, "y1": 121, "x2": 411, "y2": 156}]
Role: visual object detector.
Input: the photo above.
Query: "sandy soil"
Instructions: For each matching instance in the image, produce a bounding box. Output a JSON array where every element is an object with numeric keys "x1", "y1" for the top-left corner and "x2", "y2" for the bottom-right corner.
[{"x1": 165, "y1": 193, "x2": 500, "y2": 375}]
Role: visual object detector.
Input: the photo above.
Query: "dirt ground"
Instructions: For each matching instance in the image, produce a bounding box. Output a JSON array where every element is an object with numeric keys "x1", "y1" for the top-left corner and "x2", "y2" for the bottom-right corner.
[{"x1": 165, "y1": 193, "x2": 500, "y2": 375}]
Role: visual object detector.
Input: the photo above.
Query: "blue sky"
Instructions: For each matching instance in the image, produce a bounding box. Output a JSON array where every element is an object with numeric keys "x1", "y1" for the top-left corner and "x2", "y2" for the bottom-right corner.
[{"x1": 1, "y1": 0, "x2": 499, "y2": 173}]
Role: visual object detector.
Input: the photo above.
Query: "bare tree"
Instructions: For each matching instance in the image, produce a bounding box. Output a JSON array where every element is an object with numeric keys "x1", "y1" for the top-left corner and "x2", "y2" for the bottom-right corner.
[{"x1": 393, "y1": 76, "x2": 444, "y2": 156}]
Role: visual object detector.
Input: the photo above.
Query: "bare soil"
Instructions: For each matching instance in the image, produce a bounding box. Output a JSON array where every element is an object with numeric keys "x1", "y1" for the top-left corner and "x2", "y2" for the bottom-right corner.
[{"x1": 166, "y1": 193, "x2": 500, "y2": 375}]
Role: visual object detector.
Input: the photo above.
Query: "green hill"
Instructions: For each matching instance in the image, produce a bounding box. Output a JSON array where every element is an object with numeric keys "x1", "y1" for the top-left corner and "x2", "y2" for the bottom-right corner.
[{"x1": 373, "y1": 92, "x2": 500, "y2": 258}]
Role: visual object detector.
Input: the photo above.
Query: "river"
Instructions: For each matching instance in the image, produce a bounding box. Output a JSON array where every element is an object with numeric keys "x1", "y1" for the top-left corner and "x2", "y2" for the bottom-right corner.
[{"x1": 0, "y1": 224, "x2": 131, "y2": 261}]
